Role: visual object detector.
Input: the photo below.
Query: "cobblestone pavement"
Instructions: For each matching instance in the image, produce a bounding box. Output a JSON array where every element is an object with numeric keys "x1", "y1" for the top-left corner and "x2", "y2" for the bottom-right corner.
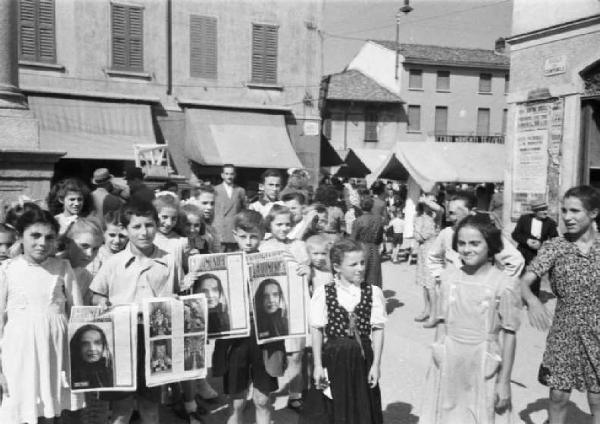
[{"x1": 148, "y1": 260, "x2": 593, "y2": 423}]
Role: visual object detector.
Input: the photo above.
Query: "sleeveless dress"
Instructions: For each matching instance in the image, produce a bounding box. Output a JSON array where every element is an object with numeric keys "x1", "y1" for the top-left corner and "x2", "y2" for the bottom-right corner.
[
  {"x1": 322, "y1": 282, "x2": 383, "y2": 424},
  {"x1": 420, "y1": 265, "x2": 521, "y2": 424},
  {"x1": 0, "y1": 256, "x2": 85, "y2": 423}
]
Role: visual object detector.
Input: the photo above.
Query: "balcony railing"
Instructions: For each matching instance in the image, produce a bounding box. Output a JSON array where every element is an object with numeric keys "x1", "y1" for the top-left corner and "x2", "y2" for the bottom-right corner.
[{"x1": 429, "y1": 132, "x2": 505, "y2": 144}]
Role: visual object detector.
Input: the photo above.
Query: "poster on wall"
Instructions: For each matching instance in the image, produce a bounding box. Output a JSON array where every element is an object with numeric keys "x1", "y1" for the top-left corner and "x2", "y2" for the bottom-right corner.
[
  {"x1": 246, "y1": 250, "x2": 309, "y2": 345},
  {"x1": 143, "y1": 294, "x2": 208, "y2": 387},
  {"x1": 511, "y1": 98, "x2": 564, "y2": 220},
  {"x1": 68, "y1": 305, "x2": 138, "y2": 392},
  {"x1": 188, "y1": 252, "x2": 250, "y2": 339}
]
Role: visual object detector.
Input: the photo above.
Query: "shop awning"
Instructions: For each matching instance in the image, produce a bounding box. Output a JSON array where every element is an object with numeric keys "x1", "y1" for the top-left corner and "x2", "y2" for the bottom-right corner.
[
  {"x1": 366, "y1": 153, "x2": 409, "y2": 185},
  {"x1": 28, "y1": 96, "x2": 157, "y2": 160},
  {"x1": 352, "y1": 148, "x2": 395, "y2": 185},
  {"x1": 334, "y1": 148, "x2": 371, "y2": 178},
  {"x1": 320, "y1": 139, "x2": 343, "y2": 166},
  {"x1": 184, "y1": 108, "x2": 302, "y2": 169},
  {"x1": 394, "y1": 141, "x2": 506, "y2": 192}
]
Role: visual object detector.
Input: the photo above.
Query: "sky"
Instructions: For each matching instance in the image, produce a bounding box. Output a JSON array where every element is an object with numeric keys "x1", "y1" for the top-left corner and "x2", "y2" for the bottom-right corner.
[{"x1": 322, "y1": 0, "x2": 514, "y2": 74}]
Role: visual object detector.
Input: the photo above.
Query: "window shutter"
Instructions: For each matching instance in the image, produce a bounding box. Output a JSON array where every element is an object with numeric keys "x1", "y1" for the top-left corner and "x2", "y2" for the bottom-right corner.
[
  {"x1": 477, "y1": 108, "x2": 491, "y2": 135},
  {"x1": 436, "y1": 71, "x2": 450, "y2": 91},
  {"x1": 190, "y1": 15, "x2": 217, "y2": 79},
  {"x1": 409, "y1": 69, "x2": 422, "y2": 89},
  {"x1": 408, "y1": 105, "x2": 421, "y2": 131},
  {"x1": 19, "y1": 0, "x2": 37, "y2": 61},
  {"x1": 128, "y1": 7, "x2": 143, "y2": 71},
  {"x1": 263, "y1": 25, "x2": 278, "y2": 84},
  {"x1": 479, "y1": 73, "x2": 492, "y2": 93},
  {"x1": 37, "y1": 0, "x2": 55, "y2": 62},
  {"x1": 251, "y1": 23, "x2": 278, "y2": 84},
  {"x1": 434, "y1": 106, "x2": 448, "y2": 134},
  {"x1": 111, "y1": 4, "x2": 128, "y2": 69},
  {"x1": 364, "y1": 113, "x2": 378, "y2": 142}
]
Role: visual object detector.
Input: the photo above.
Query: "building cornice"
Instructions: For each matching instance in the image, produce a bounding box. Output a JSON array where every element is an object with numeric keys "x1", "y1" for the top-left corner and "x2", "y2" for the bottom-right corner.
[
  {"x1": 507, "y1": 13, "x2": 600, "y2": 45},
  {"x1": 403, "y1": 58, "x2": 509, "y2": 71},
  {"x1": 20, "y1": 86, "x2": 161, "y2": 103}
]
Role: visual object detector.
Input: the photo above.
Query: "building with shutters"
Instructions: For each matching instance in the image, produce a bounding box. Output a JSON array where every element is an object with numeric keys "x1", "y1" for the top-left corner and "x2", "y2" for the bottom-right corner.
[
  {"x1": 320, "y1": 41, "x2": 509, "y2": 152},
  {"x1": 5, "y1": 0, "x2": 323, "y2": 199},
  {"x1": 502, "y1": 0, "x2": 600, "y2": 229}
]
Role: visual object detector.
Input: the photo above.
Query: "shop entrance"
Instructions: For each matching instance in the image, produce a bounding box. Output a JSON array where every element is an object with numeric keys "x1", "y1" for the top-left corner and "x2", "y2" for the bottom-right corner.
[{"x1": 580, "y1": 99, "x2": 600, "y2": 188}]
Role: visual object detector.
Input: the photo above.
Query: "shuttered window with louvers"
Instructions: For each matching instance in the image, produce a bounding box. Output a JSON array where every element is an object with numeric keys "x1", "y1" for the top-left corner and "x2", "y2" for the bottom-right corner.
[
  {"x1": 111, "y1": 3, "x2": 143, "y2": 72},
  {"x1": 190, "y1": 15, "x2": 217, "y2": 79},
  {"x1": 251, "y1": 23, "x2": 278, "y2": 84},
  {"x1": 18, "y1": 0, "x2": 56, "y2": 63}
]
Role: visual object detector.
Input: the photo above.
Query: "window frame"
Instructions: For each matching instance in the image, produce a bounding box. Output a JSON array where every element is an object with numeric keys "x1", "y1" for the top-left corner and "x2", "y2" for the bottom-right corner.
[
  {"x1": 364, "y1": 112, "x2": 378, "y2": 142},
  {"x1": 18, "y1": 0, "x2": 56, "y2": 64},
  {"x1": 476, "y1": 107, "x2": 491, "y2": 136},
  {"x1": 436, "y1": 70, "x2": 450, "y2": 92},
  {"x1": 110, "y1": 2, "x2": 144, "y2": 73},
  {"x1": 407, "y1": 105, "x2": 421, "y2": 132},
  {"x1": 189, "y1": 14, "x2": 218, "y2": 79},
  {"x1": 250, "y1": 22, "x2": 279, "y2": 86},
  {"x1": 434, "y1": 106, "x2": 448, "y2": 135},
  {"x1": 478, "y1": 73, "x2": 492, "y2": 94},
  {"x1": 408, "y1": 69, "x2": 423, "y2": 90}
]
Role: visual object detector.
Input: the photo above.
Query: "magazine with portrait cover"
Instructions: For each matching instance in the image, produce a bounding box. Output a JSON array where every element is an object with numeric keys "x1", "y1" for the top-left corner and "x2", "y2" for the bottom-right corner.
[
  {"x1": 188, "y1": 252, "x2": 250, "y2": 339},
  {"x1": 246, "y1": 250, "x2": 309, "y2": 345},
  {"x1": 143, "y1": 294, "x2": 208, "y2": 387},
  {"x1": 68, "y1": 304, "x2": 138, "y2": 393}
]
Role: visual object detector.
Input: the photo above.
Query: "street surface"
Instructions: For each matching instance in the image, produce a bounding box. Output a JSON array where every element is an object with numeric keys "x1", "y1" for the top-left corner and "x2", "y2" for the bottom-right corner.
[{"x1": 157, "y1": 260, "x2": 593, "y2": 423}]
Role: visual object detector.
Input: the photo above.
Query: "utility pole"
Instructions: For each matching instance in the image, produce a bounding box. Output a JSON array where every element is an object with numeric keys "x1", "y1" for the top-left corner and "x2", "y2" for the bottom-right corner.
[{"x1": 395, "y1": 0, "x2": 413, "y2": 80}]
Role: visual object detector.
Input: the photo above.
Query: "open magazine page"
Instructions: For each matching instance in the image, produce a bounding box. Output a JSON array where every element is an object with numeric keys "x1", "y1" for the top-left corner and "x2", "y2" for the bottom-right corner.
[
  {"x1": 188, "y1": 252, "x2": 250, "y2": 339},
  {"x1": 68, "y1": 304, "x2": 138, "y2": 393},
  {"x1": 143, "y1": 294, "x2": 208, "y2": 387},
  {"x1": 246, "y1": 250, "x2": 309, "y2": 345}
]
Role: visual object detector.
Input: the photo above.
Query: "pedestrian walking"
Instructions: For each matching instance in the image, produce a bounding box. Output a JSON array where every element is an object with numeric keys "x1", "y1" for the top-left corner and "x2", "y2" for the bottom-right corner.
[
  {"x1": 413, "y1": 200, "x2": 439, "y2": 325},
  {"x1": 521, "y1": 186, "x2": 600, "y2": 424},
  {"x1": 350, "y1": 195, "x2": 384, "y2": 287}
]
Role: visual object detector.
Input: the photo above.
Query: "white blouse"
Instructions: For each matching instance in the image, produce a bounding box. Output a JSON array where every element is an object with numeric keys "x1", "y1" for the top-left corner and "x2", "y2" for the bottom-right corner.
[{"x1": 310, "y1": 280, "x2": 387, "y2": 329}]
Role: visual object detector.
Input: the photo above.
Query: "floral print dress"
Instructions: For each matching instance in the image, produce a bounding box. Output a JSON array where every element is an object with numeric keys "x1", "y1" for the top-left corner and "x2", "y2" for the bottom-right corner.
[{"x1": 528, "y1": 236, "x2": 600, "y2": 392}]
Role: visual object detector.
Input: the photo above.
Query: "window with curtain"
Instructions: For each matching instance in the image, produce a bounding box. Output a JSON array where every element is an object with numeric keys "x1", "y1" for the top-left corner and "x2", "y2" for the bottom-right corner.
[
  {"x1": 436, "y1": 71, "x2": 450, "y2": 91},
  {"x1": 434, "y1": 106, "x2": 448, "y2": 135},
  {"x1": 18, "y1": 0, "x2": 56, "y2": 63},
  {"x1": 251, "y1": 23, "x2": 278, "y2": 84},
  {"x1": 477, "y1": 108, "x2": 491, "y2": 135},
  {"x1": 408, "y1": 105, "x2": 421, "y2": 131},
  {"x1": 111, "y1": 3, "x2": 144, "y2": 71},
  {"x1": 364, "y1": 112, "x2": 378, "y2": 142},
  {"x1": 408, "y1": 69, "x2": 423, "y2": 89},
  {"x1": 479, "y1": 73, "x2": 492, "y2": 93}
]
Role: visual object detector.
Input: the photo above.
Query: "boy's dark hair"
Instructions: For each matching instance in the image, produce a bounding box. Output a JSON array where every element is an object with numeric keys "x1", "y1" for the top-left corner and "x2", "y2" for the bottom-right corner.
[
  {"x1": 314, "y1": 184, "x2": 340, "y2": 207},
  {"x1": 120, "y1": 200, "x2": 158, "y2": 227},
  {"x1": 359, "y1": 195, "x2": 374, "y2": 212},
  {"x1": 260, "y1": 169, "x2": 282, "y2": 183},
  {"x1": 450, "y1": 191, "x2": 476, "y2": 211},
  {"x1": 195, "y1": 184, "x2": 215, "y2": 196},
  {"x1": 563, "y1": 185, "x2": 600, "y2": 212},
  {"x1": 313, "y1": 203, "x2": 328, "y2": 214},
  {"x1": 16, "y1": 208, "x2": 60, "y2": 235},
  {"x1": 330, "y1": 238, "x2": 363, "y2": 268},
  {"x1": 103, "y1": 208, "x2": 124, "y2": 230},
  {"x1": 281, "y1": 191, "x2": 306, "y2": 205},
  {"x1": 452, "y1": 214, "x2": 503, "y2": 258},
  {"x1": 233, "y1": 210, "x2": 265, "y2": 235}
]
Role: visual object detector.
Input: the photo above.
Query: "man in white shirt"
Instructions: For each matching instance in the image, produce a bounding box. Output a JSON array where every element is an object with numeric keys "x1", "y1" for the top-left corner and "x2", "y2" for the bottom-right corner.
[{"x1": 249, "y1": 169, "x2": 283, "y2": 217}]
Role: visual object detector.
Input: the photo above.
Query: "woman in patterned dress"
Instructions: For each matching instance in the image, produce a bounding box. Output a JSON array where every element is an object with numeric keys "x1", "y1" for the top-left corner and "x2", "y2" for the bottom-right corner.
[
  {"x1": 521, "y1": 185, "x2": 600, "y2": 424},
  {"x1": 310, "y1": 238, "x2": 386, "y2": 424}
]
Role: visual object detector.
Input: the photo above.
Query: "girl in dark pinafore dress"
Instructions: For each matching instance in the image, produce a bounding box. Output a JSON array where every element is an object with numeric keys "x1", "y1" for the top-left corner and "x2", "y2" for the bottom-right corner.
[{"x1": 309, "y1": 238, "x2": 386, "y2": 424}]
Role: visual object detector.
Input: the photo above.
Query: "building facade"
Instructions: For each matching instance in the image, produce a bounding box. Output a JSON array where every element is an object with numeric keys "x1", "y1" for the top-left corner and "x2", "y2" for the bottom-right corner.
[
  {"x1": 4, "y1": 0, "x2": 323, "y2": 199},
  {"x1": 504, "y1": 0, "x2": 600, "y2": 228},
  {"x1": 321, "y1": 40, "x2": 509, "y2": 152}
]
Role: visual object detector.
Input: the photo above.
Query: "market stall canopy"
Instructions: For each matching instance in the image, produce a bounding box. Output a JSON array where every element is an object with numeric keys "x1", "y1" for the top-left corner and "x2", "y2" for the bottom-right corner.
[
  {"x1": 320, "y1": 138, "x2": 343, "y2": 167},
  {"x1": 334, "y1": 148, "x2": 371, "y2": 178},
  {"x1": 184, "y1": 108, "x2": 302, "y2": 169},
  {"x1": 351, "y1": 148, "x2": 401, "y2": 186},
  {"x1": 28, "y1": 96, "x2": 157, "y2": 160},
  {"x1": 394, "y1": 141, "x2": 506, "y2": 192},
  {"x1": 368, "y1": 153, "x2": 409, "y2": 185}
]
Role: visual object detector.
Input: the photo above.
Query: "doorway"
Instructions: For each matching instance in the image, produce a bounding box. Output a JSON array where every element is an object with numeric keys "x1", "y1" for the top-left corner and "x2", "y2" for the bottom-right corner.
[{"x1": 580, "y1": 99, "x2": 600, "y2": 188}]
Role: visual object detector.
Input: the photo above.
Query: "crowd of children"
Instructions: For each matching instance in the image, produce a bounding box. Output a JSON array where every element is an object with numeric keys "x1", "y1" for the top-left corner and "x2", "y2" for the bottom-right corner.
[{"x1": 8, "y1": 166, "x2": 597, "y2": 424}]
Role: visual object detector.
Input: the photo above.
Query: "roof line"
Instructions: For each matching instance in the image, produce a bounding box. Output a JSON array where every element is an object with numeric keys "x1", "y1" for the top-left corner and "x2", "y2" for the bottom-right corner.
[
  {"x1": 326, "y1": 69, "x2": 404, "y2": 103},
  {"x1": 369, "y1": 39, "x2": 502, "y2": 54}
]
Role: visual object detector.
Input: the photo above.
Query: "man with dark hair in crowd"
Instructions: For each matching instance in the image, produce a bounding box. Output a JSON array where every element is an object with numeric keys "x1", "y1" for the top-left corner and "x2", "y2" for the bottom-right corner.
[
  {"x1": 214, "y1": 164, "x2": 246, "y2": 252},
  {"x1": 125, "y1": 168, "x2": 155, "y2": 204},
  {"x1": 249, "y1": 169, "x2": 283, "y2": 217}
]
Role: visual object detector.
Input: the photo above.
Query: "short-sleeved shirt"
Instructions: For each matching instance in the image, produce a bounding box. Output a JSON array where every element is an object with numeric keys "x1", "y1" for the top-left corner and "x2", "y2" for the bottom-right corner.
[
  {"x1": 259, "y1": 238, "x2": 309, "y2": 265},
  {"x1": 89, "y1": 244, "x2": 180, "y2": 309},
  {"x1": 310, "y1": 280, "x2": 386, "y2": 329}
]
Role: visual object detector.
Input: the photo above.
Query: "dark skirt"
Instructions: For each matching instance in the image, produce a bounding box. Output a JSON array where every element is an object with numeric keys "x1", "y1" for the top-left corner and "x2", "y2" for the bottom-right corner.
[
  {"x1": 323, "y1": 337, "x2": 382, "y2": 424},
  {"x1": 363, "y1": 242, "x2": 382, "y2": 287}
]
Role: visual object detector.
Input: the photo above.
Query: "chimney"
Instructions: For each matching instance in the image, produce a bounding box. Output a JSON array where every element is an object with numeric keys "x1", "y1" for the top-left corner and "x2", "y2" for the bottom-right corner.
[{"x1": 495, "y1": 37, "x2": 506, "y2": 54}]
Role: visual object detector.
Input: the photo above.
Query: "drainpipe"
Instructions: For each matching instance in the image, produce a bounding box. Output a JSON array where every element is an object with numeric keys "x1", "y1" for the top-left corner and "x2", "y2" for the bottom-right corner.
[{"x1": 166, "y1": 0, "x2": 172, "y2": 95}]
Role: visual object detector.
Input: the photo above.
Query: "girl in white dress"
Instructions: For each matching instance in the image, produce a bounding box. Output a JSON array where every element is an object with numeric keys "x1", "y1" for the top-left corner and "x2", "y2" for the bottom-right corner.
[
  {"x1": 420, "y1": 214, "x2": 521, "y2": 424},
  {"x1": 0, "y1": 208, "x2": 85, "y2": 423}
]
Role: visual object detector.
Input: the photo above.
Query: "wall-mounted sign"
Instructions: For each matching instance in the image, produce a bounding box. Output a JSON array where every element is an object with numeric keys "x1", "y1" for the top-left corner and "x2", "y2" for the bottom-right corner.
[
  {"x1": 544, "y1": 56, "x2": 566, "y2": 76},
  {"x1": 303, "y1": 121, "x2": 319, "y2": 136}
]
